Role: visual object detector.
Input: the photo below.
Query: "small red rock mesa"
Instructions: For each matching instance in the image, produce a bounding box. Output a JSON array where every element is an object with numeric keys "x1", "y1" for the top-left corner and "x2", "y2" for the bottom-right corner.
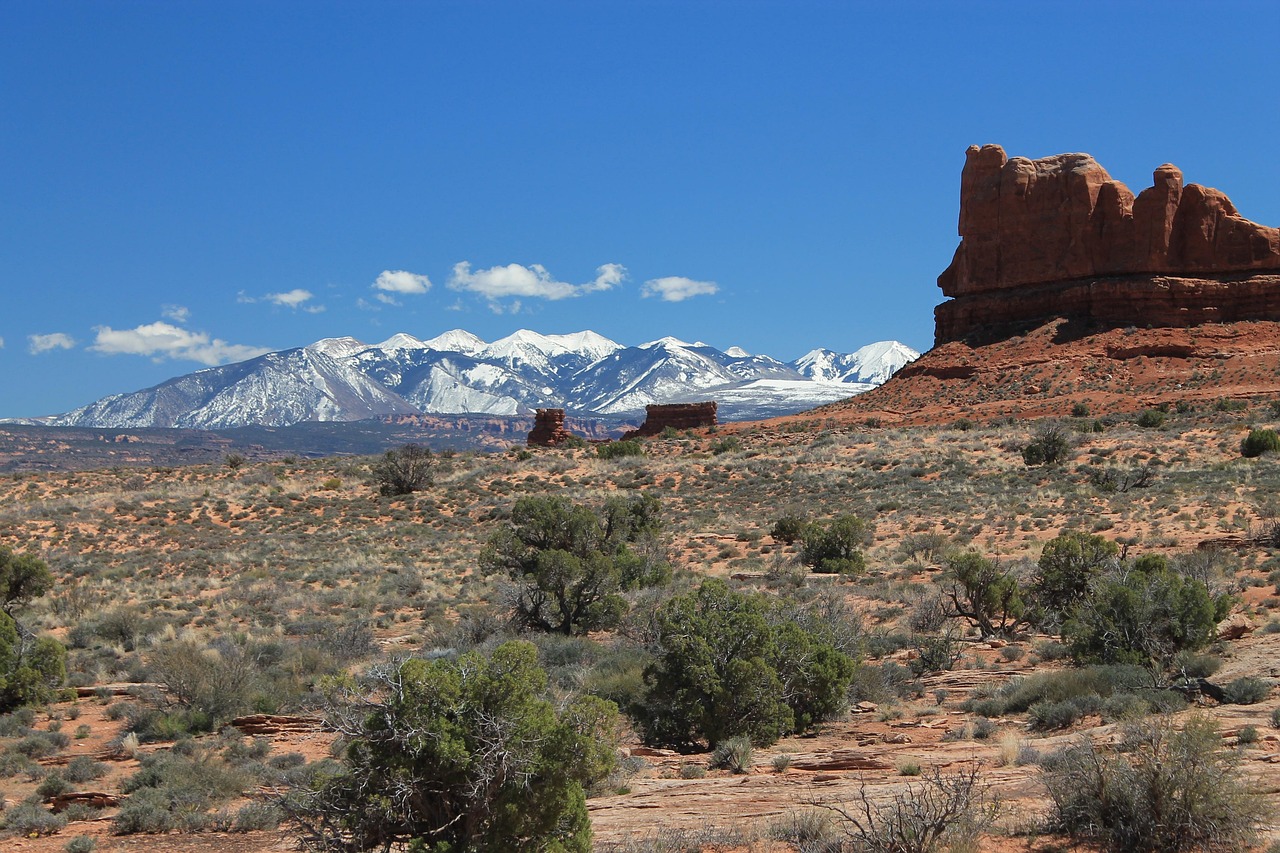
[
  {"x1": 526, "y1": 408, "x2": 577, "y2": 447},
  {"x1": 622, "y1": 402, "x2": 718, "y2": 438},
  {"x1": 936, "y1": 144, "x2": 1280, "y2": 343}
]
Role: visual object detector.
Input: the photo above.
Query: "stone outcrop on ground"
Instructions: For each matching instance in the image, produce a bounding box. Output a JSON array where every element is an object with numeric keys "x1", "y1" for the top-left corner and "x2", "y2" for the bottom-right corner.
[
  {"x1": 622, "y1": 402, "x2": 718, "y2": 438},
  {"x1": 937, "y1": 144, "x2": 1280, "y2": 342}
]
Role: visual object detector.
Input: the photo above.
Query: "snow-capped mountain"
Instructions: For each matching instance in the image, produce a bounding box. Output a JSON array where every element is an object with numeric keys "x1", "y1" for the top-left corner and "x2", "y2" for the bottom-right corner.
[
  {"x1": 793, "y1": 340, "x2": 919, "y2": 385},
  {"x1": 28, "y1": 330, "x2": 919, "y2": 429}
]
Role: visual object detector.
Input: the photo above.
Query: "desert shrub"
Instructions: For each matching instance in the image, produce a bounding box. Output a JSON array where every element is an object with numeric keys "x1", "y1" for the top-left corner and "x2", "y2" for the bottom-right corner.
[
  {"x1": 1241, "y1": 428, "x2": 1280, "y2": 458},
  {"x1": 0, "y1": 615, "x2": 66, "y2": 712},
  {"x1": 909, "y1": 629, "x2": 963, "y2": 676},
  {"x1": 710, "y1": 436, "x2": 742, "y2": 455},
  {"x1": 964, "y1": 665, "x2": 1178, "y2": 725},
  {"x1": 596, "y1": 440, "x2": 644, "y2": 460},
  {"x1": 1022, "y1": 422, "x2": 1071, "y2": 465},
  {"x1": 633, "y1": 579, "x2": 855, "y2": 749},
  {"x1": 64, "y1": 755, "x2": 108, "y2": 784},
  {"x1": 768, "y1": 809, "x2": 838, "y2": 852},
  {"x1": 1042, "y1": 715, "x2": 1262, "y2": 852},
  {"x1": 64, "y1": 837, "x2": 96, "y2": 853},
  {"x1": 368, "y1": 443, "x2": 435, "y2": 496},
  {"x1": 112, "y1": 786, "x2": 176, "y2": 834},
  {"x1": 821, "y1": 763, "x2": 997, "y2": 853},
  {"x1": 3, "y1": 799, "x2": 67, "y2": 836},
  {"x1": 281, "y1": 641, "x2": 617, "y2": 853},
  {"x1": 800, "y1": 515, "x2": 872, "y2": 575},
  {"x1": 1221, "y1": 676, "x2": 1270, "y2": 705},
  {"x1": 1028, "y1": 697, "x2": 1097, "y2": 730},
  {"x1": 231, "y1": 800, "x2": 283, "y2": 832},
  {"x1": 1064, "y1": 563, "x2": 1231, "y2": 668},
  {"x1": 1136, "y1": 408, "x2": 1166, "y2": 428},
  {"x1": 480, "y1": 494, "x2": 671, "y2": 635},
  {"x1": 147, "y1": 637, "x2": 263, "y2": 725},
  {"x1": 708, "y1": 736, "x2": 753, "y2": 774}
]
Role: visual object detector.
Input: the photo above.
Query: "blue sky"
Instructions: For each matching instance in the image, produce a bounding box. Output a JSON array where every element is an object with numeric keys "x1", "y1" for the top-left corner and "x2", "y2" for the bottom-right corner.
[{"x1": 3, "y1": 0, "x2": 1279, "y2": 419}]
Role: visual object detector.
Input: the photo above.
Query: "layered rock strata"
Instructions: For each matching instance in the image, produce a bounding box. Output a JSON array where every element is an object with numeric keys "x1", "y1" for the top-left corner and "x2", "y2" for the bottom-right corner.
[
  {"x1": 622, "y1": 402, "x2": 718, "y2": 438},
  {"x1": 936, "y1": 145, "x2": 1280, "y2": 343}
]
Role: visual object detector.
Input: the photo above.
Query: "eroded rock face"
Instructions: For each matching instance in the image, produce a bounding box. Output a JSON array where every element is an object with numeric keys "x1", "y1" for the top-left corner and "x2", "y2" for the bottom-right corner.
[
  {"x1": 937, "y1": 145, "x2": 1280, "y2": 342},
  {"x1": 622, "y1": 402, "x2": 718, "y2": 438},
  {"x1": 526, "y1": 408, "x2": 576, "y2": 447}
]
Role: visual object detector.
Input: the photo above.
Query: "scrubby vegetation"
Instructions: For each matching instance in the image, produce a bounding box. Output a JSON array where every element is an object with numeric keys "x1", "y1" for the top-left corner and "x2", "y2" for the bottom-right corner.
[{"x1": 0, "y1": 403, "x2": 1279, "y2": 848}]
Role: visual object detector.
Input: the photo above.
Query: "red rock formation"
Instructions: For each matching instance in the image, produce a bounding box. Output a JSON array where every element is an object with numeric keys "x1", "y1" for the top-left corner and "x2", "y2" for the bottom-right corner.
[
  {"x1": 622, "y1": 402, "x2": 718, "y2": 438},
  {"x1": 937, "y1": 145, "x2": 1280, "y2": 342},
  {"x1": 526, "y1": 408, "x2": 577, "y2": 447}
]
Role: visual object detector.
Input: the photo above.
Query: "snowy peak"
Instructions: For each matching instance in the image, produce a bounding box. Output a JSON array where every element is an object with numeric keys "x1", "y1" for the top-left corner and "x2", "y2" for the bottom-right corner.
[
  {"x1": 305, "y1": 337, "x2": 368, "y2": 360},
  {"x1": 793, "y1": 340, "x2": 919, "y2": 384},
  {"x1": 422, "y1": 329, "x2": 486, "y2": 355}
]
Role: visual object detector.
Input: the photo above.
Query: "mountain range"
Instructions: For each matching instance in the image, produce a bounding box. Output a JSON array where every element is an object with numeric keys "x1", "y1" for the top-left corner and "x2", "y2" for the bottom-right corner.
[{"x1": 17, "y1": 331, "x2": 919, "y2": 429}]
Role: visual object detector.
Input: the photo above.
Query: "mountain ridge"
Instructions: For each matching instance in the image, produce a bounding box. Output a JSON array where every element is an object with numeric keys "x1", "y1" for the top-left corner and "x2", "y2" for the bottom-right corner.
[{"x1": 13, "y1": 329, "x2": 918, "y2": 430}]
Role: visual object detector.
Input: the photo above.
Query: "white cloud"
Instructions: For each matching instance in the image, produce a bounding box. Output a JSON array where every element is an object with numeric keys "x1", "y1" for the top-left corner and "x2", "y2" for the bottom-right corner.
[
  {"x1": 162, "y1": 304, "x2": 190, "y2": 323},
  {"x1": 0, "y1": 337, "x2": 5, "y2": 348},
  {"x1": 375, "y1": 293, "x2": 400, "y2": 306},
  {"x1": 89, "y1": 321, "x2": 271, "y2": 366},
  {"x1": 373, "y1": 270, "x2": 432, "y2": 295},
  {"x1": 265, "y1": 288, "x2": 315, "y2": 308},
  {"x1": 641, "y1": 276, "x2": 720, "y2": 302},
  {"x1": 448, "y1": 262, "x2": 626, "y2": 301},
  {"x1": 28, "y1": 332, "x2": 76, "y2": 354}
]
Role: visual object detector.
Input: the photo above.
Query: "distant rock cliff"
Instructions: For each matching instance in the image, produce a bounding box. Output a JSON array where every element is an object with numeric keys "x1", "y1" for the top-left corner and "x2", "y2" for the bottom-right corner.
[{"x1": 936, "y1": 145, "x2": 1280, "y2": 343}]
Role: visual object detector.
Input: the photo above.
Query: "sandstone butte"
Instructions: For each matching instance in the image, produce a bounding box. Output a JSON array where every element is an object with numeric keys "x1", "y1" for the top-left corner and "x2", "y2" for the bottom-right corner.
[
  {"x1": 622, "y1": 402, "x2": 718, "y2": 438},
  {"x1": 790, "y1": 145, "x2": 1280, "y2": 427},
  {"x1": 936, "y1": 144, "x2": 1280, "y2": 343}
]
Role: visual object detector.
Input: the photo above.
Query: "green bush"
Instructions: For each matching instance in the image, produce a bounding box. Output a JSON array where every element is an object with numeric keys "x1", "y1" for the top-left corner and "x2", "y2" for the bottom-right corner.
[
  {"x1": 1042, "y1": 715, "x2": 1262, "y2": 852},
  {"x1": 368, "y1": 443, "x2": 435, "y2": 496},
  {"x1": 1022, "y1": 422, "x2": 1071, "y2": 465},
  {"x1": 284, "y1": 641, "x2": 618, "y2": 853},
  {"x1": 596, "y1": 439, "x2": 644, "y2": 460},
  {"x1": 1241, "y1": 429, "x2": 1280, "y2": 458},
  {"x1": 1222, "y1": 677, "x2": 1270, "y2": 705},
  {"x1": 480, "y1": 494, "x2": 671, "y2": 635},
  {"x1": 3, "y1": 799, "x2": 67, "y2": 836},
  {"x1": 65, "y1": 837, "x2": 97, "y2": 853},
  {"x1": 800, "y1": 515, "x2": 872, "y2": 575},
  {"x1": 1064, "y1": 563, "x2": 1231, "y2": 668},
  {"x1": 770, "y1": 513, "x2": 808, "y2": 545},
  {"x1": 1136, "y1": 408, "x2": 1167, "y2": 428},
  {"x1": 708, "y1": 736, "x2": 753, "y2": 774},
  {"x1": 634, "y1": 579, "x2": 855, "y2": 748},
  {"x1": 1029, "y1": 531, "x2": 1118, "y2": 625}
]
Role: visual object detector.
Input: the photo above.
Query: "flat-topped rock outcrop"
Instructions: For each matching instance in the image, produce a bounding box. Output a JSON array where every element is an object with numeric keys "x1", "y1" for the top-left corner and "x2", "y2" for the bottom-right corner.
[
  {"x1": 936, "y1": 145, "x2": 1280, "y2": 342},
  {"x1": 622, "y1": 402, "x2": 717, "y2": 438}
]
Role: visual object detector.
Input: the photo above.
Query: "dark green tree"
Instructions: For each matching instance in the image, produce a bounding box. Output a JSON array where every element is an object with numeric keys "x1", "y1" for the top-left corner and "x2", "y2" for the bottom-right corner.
[
  {"x1": 634, "y1": 579, "x2": 855, "y2": 749},
  {"x1": 0, "y1": 613, "x2": 65, "y2": 712},
  {"x1": 1029, "y1": 531, "x2": 1118, "y2": 625},
  {"x1": 800, "y1": 515, "x2": 872, "y2": 575},
  {"x1": 285, "y1": 641, "x2": 617, "y2": 853},
  {"x1": 0, "y1": 547, "x2": 63, "y2": 712},
  {"x1": 0, "y1": 545, "x2": 53, "y2": 614},
  {"x1": 481, "y1": 495, "x2": 670, "y2": 635},
  {"x1": 941, "y1": 551, "x2": 1028, "y2": 638}
]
